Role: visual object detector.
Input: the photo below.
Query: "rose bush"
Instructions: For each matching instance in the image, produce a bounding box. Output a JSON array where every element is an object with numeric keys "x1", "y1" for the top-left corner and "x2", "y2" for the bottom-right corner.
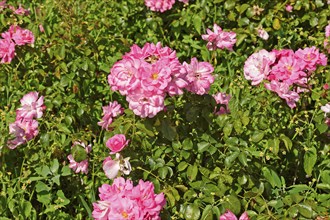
[{"x1": 0, "y1": 0, "x2": 329, "y2": 219}]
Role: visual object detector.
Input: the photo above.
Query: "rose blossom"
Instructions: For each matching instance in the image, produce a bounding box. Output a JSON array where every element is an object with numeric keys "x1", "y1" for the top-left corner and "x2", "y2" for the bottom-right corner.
[
  {"x1": 16, "y1": 91, "x2": 45, "y2": 120},
  {"x1": 202, "y1": 23, "x2": 236, "y2": 51},
  {"x1": 244, "y1": 49, "x2": 276, "y2": 85},
  {"x1": 182, "y1": 57, "x2": 214, "y2": 95},
  {"x1": 257, "y1": 27, "x2": 269, "y2": 40},
  {"x1": 213, "y1": 92, "x2": 231, "y2": 115},
  {"x1": 106, "y1": 134, "x2": 129, "y2": 154},
  {"x1": 321, "y1": 103, "x2": 330, "y2": 116},
  {"x1": 220, "y1": 210, "x2": 250, "y2": 220},
  {"x1": 144, "y1": 0, "x2": 175, "y2": 13},
  {"x1": 0, "y1": 38, "x2": 15, "y2": 63},
  {"x1": 98, "y1": 101, "x2": 123, "y2": 130},
  {"x1": 7, "y1": 119, "x2": 39, "y2": 149},
  {"x1": 67, "y1": 141, "x2": 92, "y2": 174},
  {"x1": 103, "y1": 154, "x2": 131, "y2": 179}
]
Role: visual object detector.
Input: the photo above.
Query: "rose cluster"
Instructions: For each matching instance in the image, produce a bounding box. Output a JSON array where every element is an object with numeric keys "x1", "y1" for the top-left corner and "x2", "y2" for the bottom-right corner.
[
  {"x1": 244, "y1": 47, "x2": 327, "y2": 108},
  {"x1": 108, "y1": 42, "x2": 214, "y2": 118},
  {"x1": 0, "y1": 25, "x2": 35, "y2": 63},
  {"x1": 7, "y1": 92, "x2": 45, "y2": 149},
  {"x1": 92, "y1": 177, "x2": 166, "y2": 220},
  {"x1": 144, "y1": 0, "x2": 188, "y2": 13},
  {"x1": 0, "y1": 1, "x2": 30, "y2": 15}
]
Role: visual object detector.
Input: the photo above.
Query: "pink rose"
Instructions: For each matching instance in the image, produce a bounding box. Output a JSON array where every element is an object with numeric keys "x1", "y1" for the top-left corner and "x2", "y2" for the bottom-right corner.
[{"x1": 106, "y1": 134, "x2": 129, "y2": 153}]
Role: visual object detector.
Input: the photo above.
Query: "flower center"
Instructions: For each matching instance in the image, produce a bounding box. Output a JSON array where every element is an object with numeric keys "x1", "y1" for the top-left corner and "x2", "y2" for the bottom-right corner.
[
  {"x1": 122, "y1": 211, "x2": 128, "y2": 218},
  {"x1": 152, "y1": 73, "x2": 158, "y2": 80}
]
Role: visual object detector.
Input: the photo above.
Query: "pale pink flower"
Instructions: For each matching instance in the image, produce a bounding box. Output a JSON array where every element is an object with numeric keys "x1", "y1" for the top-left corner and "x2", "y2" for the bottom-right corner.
[
  {"x1": 106, "y1": 134, "x2": 129, "y2": 154},
  {"x1": 178, "y1": 0, "x2": 189, "y2": 3},
  {"x1": 244, "y1": 49, "x2": 276, "y2": 85},
  {"x1": 0, "y1": 38, "x2": 15, "y2": 63},
  {"x1": 213, "y1": 92, "x2": 231, "y2": 115},
  {"x1": 126, "y1": 87, "x2": 165, "y2": 118},
  {"x1": 285, "y1": 5, "x2": 293, "y2": 12},
  {"x1": 202, "y1": 24, "x2": 236, "y2": 51},
  {"x1": 103, "y1": 153, "x2": 131, "y2": 179},
  {"x1": 16, "y1": 91, "x2": 45, "y2": 120},
  {"x1": 98, "y1": 101, "x2": 123, "y2": 130},
  {"x1": 0, "y1": 1, "x2": 6, "y2": 9},
  {"x1": 321, "y1": 103, "x2": 330, "y2": 116},
  {"x1": 257, "y1": 27, "x2": 269, "y2": 40},
  {"x1": 183, "y1": 57, "x2": 214, "y2": 95},
  {"x1": 67, "y1": 141, "x2": 92, "y2": 174},
  {"x1": 264, "y1": 81, "x2": 300, "y2": 108},
  {"x1": 107, "y1": 197, "x2": 143, "y2": 220},
  {"x1": 144, "y1": 0, "x2": 175, "y2": 12},
  {"x1": 7, "y1": 119, "x2": 39, "y2": 149},
  {"x1": 92, "y1": 200, "x2": 112, "y2": 220},
  {"x1": 220, "y1": 210, "x2": 250, "y2": 220}
]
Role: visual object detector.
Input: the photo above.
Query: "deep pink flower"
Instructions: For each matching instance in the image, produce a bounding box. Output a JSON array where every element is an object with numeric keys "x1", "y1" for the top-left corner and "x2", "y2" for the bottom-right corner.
[
  {"x1": 10, "y1": 25, "x2": 34, "y2": 45},
  {"x1": 202, "y1": 24, "x2": 236, "y2": 51},
  {"x1": 220, "y1": 210, "x2": 250, "y2": 220},
  {"x1": 0, "y1": 38, "x2": 15, "y2": 63},
  {"x1": 98, "y1": 101, "x2": 123, "y2": 130},
  {"x1": 213, "y1": 92, "x2": 231, "y2": 115},
  {"x1": 93, "y1": 177, "x2": 166, "y2": 220},
  {"x1": 106, "y1": 134, "x2": 129, "y2": 154},
  {"x1": 7, "y1": 119, "x2": 39, "y2": 149},
  {"x1": 295, "y1": 47, "x2": 328, "y2": 71},
  {"x1": 183, "y1": 57, "x2": 214, "y2": 95},
  {"x1": 16, "y1": 91, "x2": 45, "y2": 120},
  {"x1": 103, "y1": 154, "x2": 131, "y2": 179},
  {"x1": 244, "y1": 49, "x2": 276, "y2": 85},
  {"x1": 67, "y1": 141, "x2": 92, "y2": 174},
  {"x1": 144, "y1": 0, "x2": 175, "y2": 12}
]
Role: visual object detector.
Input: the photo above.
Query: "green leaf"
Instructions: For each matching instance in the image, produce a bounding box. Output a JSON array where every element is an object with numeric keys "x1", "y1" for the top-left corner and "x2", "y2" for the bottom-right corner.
[
  {"x1": 304, "y1": 147, "x2": 317, "y2": 176},
  {"x1": 158, "y1": 167, "x2": 168, "y2": 179},
  {"x1": 262, "y1": 167, "x2": 281, "y2": 188},
  {"x1": 225, "y1": 151, "x2": 240, "y2": 168},
  {"x1": 184, "y1": 204, "x2": 201, "y2": 220},
  {"x1": 71, "y1": 145, "x2": 88, "y2": 162},
  {"x1": 61, "y1": 165, "x2": 72, "y2": 176},
  {"x1": 197, "y1": 142, "x2": 210, "y2": 153},
  {"x1": 36, "y1": 181, "x2": 51, "y2": 193},
  {"x1": 178, "y1": 161, "x2": 188, "y2": 172},
  {"x1": 161, "y1": 119, "x2": 176, "y2": 141},
  {"x1": 50, "y1": 159, "x2": 59, "y2": 173},
  {"x1": 280, "y1": 134, "x2": 292, "y2": 151},
  {"x1": 201, "y1": 205, "x2": 213, "y2": 220},
  {"x1": 187, "y1": 164, "x2": 198, "y2": 181},
  {"x1": 192, "y1": 15, "x2": 202, "y2": 34},
  {"x1": 251, "y1": 131, "x2": 264, "y2": 143},
  {"x1": 222, "y1": 194, "x2": 241, "y2": 215},
  {"x1": 20, "y1": 201, "x2": 32, "y2": 219},
  {"x1": 297, "y1": 204, "x2": 313, "y2": 218},
  {"x1": 273, "y1": 18, "x2": 281, "y2": 30}
]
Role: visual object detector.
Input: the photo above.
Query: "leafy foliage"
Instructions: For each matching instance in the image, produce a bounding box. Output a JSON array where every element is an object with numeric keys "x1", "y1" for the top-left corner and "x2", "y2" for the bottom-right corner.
[{"x1": 0, "y1": 0, "x2": 329, "y2": 219}]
